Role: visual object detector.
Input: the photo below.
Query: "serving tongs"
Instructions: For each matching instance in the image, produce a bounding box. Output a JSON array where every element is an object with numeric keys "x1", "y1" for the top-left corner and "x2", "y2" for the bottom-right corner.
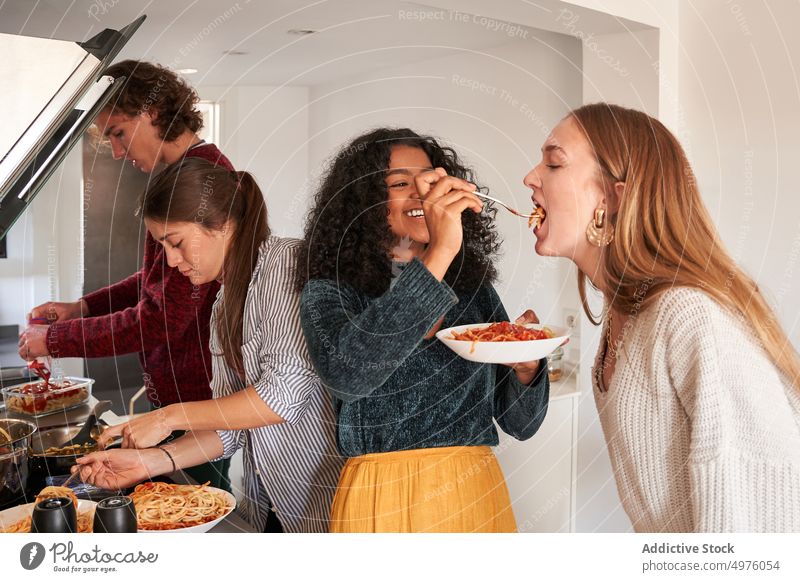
[
  {"x1": 27, "y1": 359, "x2": 51, "y2": 384},
  {"x1": 60, "y1": 466, "x2": 83, "y2": 489},
  {"x1": 25, "y1": 316, "x2": 58, "y2": 385},
  {"x1": 59, "y1": 400, "x2": 113, "y2": 449}
]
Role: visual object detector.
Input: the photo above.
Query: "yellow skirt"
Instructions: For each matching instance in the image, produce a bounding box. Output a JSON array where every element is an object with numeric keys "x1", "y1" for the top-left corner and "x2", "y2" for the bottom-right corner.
[{"x1": 330, "y1": 446, "x2": 517, "y2": 533}]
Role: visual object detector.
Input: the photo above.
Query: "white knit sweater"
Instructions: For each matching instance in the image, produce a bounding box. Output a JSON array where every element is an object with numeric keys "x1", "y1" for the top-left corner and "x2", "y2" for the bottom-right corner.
[{"x1": 593, "y1": 287, "x2": 800, "y2": 532}]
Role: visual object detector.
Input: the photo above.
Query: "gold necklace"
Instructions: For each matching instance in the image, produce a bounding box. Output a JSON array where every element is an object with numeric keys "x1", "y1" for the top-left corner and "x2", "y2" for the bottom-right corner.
[
  {"x1": 596, "y1": 309, "x2": 621, "y2": 393},
  {"x1": 606, "y1": 310, "x2": 619, "y2": 360}
]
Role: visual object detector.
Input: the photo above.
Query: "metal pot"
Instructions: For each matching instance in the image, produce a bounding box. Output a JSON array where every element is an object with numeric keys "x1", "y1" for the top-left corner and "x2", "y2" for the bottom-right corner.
[{"x1": 0, "y1": 418, "x2": 37, "y2": 510}]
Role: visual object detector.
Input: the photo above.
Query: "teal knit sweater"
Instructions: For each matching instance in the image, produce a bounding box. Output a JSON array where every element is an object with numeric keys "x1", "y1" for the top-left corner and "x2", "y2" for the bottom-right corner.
[{"x1": 299, "y1": 258, "x2": 550, "y2": 457}]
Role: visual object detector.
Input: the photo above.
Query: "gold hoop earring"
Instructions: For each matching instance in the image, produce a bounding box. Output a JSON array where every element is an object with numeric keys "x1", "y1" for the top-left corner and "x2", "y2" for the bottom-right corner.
[{"x1": 586, "y1": 208, "x2": 614, "y2": 247}]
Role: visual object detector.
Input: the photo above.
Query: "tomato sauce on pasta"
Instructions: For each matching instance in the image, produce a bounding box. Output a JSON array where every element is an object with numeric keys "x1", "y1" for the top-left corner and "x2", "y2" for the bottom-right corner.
[{"x1": 450, "y1": 322, "x2": 554, "y2": 353}]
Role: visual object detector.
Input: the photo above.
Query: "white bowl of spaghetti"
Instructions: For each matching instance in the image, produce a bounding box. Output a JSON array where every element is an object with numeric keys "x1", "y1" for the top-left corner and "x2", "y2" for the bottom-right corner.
[
  {"x1": 436, "y1": 322, "x2": 570, "y2": 364},
  {"x1": 130, "y1": 482, "x2": 235, "y2": 533}
]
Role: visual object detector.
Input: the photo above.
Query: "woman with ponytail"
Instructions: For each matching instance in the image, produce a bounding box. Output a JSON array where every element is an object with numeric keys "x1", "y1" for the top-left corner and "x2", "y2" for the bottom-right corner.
[
  {"x1": 75, "y1": 158, "x2": 343, "y2": 533},
  {"x1": 520, "y1": 103, "x2": 800, "y2": 531}
]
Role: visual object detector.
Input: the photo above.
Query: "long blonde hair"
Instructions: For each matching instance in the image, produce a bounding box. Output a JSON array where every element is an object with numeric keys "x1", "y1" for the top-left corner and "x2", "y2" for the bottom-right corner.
[{"x1": 571, "y1": 102, "x2": 799, "y2": 387}]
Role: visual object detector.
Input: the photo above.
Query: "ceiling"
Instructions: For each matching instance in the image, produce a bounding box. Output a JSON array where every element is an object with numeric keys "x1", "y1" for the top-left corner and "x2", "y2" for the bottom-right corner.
[{"x1": 0, "y1": 0, "x2": 568, "y2": 86}]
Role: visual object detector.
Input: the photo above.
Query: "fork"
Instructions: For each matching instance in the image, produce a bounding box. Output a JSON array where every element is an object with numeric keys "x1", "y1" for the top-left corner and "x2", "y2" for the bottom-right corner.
[
  {"x1": 471, "y1": 191, "x2": 537, "y2": 219},
  {"x1": 27, "y1": 317, "x2": 63, "y2": 385},
  {"x1": 61, "y1": 467, "x2": 82, "y2": 489}
]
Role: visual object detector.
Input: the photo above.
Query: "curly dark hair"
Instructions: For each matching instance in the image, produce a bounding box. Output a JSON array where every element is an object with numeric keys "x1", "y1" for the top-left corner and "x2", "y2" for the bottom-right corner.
[
  {"x1": 103, "y1": 60, "x2": 203, "y2": 142},
  {"x1": 297, "y1": 128, "x2": 502, "y2": 297}
]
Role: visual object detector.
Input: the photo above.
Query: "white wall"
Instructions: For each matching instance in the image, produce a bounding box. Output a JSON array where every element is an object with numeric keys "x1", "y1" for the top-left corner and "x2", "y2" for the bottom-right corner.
[
  {"x1": 679, "y1": 0, "x2": 800, "y2": 349},
  {"x1": 196, "y1": 85, "x2": 310, "y2": 238},
  {"x1": 0, "y1": 197, "x2": 37, "y2": 327},
  {"x1": 575, "y1": 24, "x2": 663, "y2": 533},
  {"x1": 190, "y1": 85, "x2": 311, "y2": 495},
  {"x1": 307, "y1": 34, "x2": 583, "y2": 323},
  {"x1": 0, "y1": 146, "x2": 84, "y2": 377},
  {"x1": 582, "y1": 28, "x2": 660, "y2": 113},
  {"x1": 306, "y1": 31, "x2": 584, "y2": 529}
]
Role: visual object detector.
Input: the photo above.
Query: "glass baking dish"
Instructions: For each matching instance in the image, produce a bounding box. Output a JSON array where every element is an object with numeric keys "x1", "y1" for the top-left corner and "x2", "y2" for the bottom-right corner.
[{"x1": 1, "y1": 376, "x2": 93, "y2": 418}]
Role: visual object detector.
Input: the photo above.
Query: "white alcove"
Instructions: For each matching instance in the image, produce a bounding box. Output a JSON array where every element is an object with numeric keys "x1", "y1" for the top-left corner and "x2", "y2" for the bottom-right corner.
[{"x1": 197, "y1": 1, "x2": 670, "y2": 532}]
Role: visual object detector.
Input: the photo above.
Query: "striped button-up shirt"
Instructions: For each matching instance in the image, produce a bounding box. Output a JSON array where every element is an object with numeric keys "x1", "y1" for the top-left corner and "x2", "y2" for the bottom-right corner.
[{"x1": 213, "y1": 236, "x2": 343, "y2": 533}]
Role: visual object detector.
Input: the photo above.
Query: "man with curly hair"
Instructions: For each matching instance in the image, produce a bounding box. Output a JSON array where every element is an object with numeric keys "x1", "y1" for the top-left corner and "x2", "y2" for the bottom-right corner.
[{"x1": 19, "y1": 61, "x2": 234, "y2": 490}]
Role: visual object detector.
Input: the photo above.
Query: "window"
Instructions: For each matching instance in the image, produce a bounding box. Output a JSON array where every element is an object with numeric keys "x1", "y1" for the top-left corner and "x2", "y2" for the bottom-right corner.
[{"x1": 197, "y1": 101, "x2": 220, "y2": 145}]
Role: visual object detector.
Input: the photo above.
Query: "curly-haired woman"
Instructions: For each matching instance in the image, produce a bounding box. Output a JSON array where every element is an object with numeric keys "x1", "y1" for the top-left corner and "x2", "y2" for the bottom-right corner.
[
  {"x1": 297, "y1": 128, "x2": 550, "y2": 532},
  {"x1": 19, "y1": 60, "x2": 233, "y2": 490}
]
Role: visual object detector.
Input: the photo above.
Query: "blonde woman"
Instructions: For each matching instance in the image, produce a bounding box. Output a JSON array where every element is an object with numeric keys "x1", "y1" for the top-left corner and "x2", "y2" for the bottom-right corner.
[{"x1": 518, "y1": 103, "x2": 800, "y2": 532}]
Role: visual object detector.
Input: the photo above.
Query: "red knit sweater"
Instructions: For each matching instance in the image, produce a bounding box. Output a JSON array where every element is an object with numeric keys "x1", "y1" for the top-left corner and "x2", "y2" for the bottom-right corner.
[{"x1": 47, "y1": 144, "x2": 233, "y2": 406}]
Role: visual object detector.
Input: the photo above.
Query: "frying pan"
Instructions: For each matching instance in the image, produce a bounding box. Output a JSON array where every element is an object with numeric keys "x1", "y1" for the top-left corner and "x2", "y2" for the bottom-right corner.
[{"x1": 28, "y1": 424, "x2": 102, "y2": 475}]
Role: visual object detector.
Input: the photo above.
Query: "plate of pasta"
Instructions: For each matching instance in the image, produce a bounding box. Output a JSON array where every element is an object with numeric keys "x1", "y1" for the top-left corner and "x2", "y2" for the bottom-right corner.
[
  {"x1": 129, "y1": 481, "x2": 235, "y2": 533},
  {"x1": 436, "y1": 322, "x2": 569, "y2": 364},
  {"x1": 0, "y1": 487, "x2": 96, "y2": 533}
]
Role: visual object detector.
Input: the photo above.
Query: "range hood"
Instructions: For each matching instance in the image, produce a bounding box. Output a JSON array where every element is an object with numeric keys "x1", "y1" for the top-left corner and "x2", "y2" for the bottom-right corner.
[{"x1": 0, "y1": 16, "x2": 145, "y2": 241}]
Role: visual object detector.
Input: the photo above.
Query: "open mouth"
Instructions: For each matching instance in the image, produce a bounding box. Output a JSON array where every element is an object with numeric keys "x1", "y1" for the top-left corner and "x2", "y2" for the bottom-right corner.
[
  {"x1": 528, "y1": 204, "x2": 546, "y2": 229},
  {"x1": 405, "y1": 208, "x2": 425, "y2": 218}
]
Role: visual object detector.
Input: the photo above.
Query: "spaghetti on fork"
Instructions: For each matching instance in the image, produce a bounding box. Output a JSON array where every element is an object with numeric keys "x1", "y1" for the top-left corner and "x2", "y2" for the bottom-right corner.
[{"x1": 528, "y1": 205, "x2": 546, "y2": 229}]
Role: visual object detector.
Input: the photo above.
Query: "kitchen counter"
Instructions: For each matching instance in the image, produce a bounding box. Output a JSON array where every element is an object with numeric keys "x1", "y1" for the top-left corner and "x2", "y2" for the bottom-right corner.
[
  {"x1": 549, "y1": 364, "x2": 580, "y2": 401},
  {"x1": 2, "y1": 394, "x2": 255, "y2": 532}
]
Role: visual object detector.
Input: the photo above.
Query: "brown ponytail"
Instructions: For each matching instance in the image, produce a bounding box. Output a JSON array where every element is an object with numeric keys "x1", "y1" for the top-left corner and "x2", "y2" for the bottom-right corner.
[
  {"x1": 140, "y1": 158, "x2": 270, "y2": 374},
  {"x1": 217, "y1": 170, "x2": 269, "y2": 373}
]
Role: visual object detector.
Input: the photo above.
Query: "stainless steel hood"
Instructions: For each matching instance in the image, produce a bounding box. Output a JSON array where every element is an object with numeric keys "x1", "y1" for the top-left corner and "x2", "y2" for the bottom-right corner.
[{"x1": 0, "y1": 16, "x2": 145, "y2": 240}]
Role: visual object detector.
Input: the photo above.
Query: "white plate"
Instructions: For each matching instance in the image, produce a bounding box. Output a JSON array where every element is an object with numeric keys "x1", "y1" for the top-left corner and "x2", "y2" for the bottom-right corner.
[
  {"x1": 137, "y1": 487, "x2": 236, "y2": 533},
  {"x1": 436, "y1": 323, "x2": 570, "y2": 364},
  {"x1": 0, "y1": 499, "x2": 97, "y2": 533}
]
